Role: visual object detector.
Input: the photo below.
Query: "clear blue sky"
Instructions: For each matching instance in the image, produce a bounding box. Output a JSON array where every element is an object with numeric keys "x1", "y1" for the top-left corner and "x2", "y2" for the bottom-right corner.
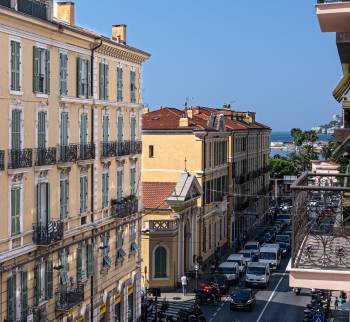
[{"x1": 71, "y1": 0, "x2": 341, "y2": 131}]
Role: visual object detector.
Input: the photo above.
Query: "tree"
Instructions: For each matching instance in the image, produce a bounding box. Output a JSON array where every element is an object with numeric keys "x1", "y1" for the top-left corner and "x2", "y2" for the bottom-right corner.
[
  {"x1": 290, "y1": 128, "x2": 305, "y2": 153},
  {"x1": 270, "y1": 155, "x2": 297, "y2": 179}
]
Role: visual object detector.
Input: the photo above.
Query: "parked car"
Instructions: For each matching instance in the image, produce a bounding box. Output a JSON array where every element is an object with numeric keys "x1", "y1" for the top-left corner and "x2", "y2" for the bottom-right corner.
[
  {"x1": 259, "y1": 244, "x2": 281, "y2": 270},
  {"x1": 227, "y1": 254, "x2": 246, "y2": 275},
  {"x1": 239, "y1": 250, "x2": 255, "y2": 264},
  {"x1": 276, "y1": 242, "x2": 290, "y2": 257},
  {"x1": 218, "y1": 262, "x2": 240, "y2": 285},
  {"x1": 275, "y1": 235, "x2": 291, "y2": 247},
  {"x1": 244, "y1": 241, "x2": 260, "y2": 258},
  {"x1": 230, "y1": 288, "x2": 256, "y2": 310}
]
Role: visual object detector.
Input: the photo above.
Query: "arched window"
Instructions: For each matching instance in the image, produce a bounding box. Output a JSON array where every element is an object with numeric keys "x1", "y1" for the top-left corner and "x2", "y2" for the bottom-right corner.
[{"x1": 154, "y1": 246, "x2": 167, "y2": 278}]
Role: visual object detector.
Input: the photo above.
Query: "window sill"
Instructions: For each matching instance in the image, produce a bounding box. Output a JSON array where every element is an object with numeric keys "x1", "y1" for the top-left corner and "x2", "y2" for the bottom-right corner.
[
  {"x1": 35, "y1": 93, "x2": 49, "y2": 99},
  {"x1": 10, "y1": 90, "x2": 23, "y2": 96}
]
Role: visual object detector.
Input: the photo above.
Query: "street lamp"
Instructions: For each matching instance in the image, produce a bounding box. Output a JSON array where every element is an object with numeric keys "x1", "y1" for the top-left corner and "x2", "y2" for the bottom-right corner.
[{"x1": 194, "y1": 264, "x2": 199, "y2": 290}]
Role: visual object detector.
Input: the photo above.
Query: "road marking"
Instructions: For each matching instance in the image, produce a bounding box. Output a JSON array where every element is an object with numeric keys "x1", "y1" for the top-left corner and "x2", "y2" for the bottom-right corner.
[{"x1": 256, "y1": 271, "x2": 287, "y2": 322}]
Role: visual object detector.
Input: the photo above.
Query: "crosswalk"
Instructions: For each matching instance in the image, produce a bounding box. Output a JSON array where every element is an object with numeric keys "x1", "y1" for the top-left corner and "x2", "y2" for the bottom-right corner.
[{"x1": 147, "y1": 298, "x2": 196, "y2": 321}]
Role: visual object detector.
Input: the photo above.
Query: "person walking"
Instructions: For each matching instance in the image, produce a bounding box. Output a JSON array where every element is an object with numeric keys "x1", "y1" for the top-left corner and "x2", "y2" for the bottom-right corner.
[
  {"x1": 335, "y1": 296, "x2": 339, "y2": 310},
  {"x1": 181, "y1": 274, "x2": 188, "y2": 296}
]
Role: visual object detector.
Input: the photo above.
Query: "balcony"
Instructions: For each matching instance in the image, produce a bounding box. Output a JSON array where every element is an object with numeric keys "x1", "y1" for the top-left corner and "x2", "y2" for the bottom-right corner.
[
  {"x1": 235, "y1": 175, "x2": 246, "y2": 185},
  {"x1": 289, "y1": 171, "x2": 350, "y2": 291},
  {"x1": 316, "y1": 0, "x2": 350, "y2": 32},
  {"x1": 33, "y1": 220, "x2": 64, "y2": 245},
  {"x1": 8, "y1": 148, "x2": 32, "y2": 169},
  {"x1": 78, "y1": 143, "x2": 95, "y2": 161},
  {"x1": 142, "y1": 220, "x2": 178, "y2": 234},
  {"x1": 0, "y1": 150, "x2": 4, "y2": 171},
  {"x1": 130, "y1": 141, "x2": 142, "y2": 155},
  {"x1": 58, "y1": 144, "x2": 78, "y2": 164},
  {"x1": 56, "y1": 284, "x2": 84, "y2": 312},
  {"x1": 111, "y1": 195, "x2": 139, "y2": 219},
  {"x1": 0, "y1": 0, "x2": 11, "y2": 8},
  {"x1": 101, "y1": 141, "x2": 117, "y2": 158},
  {"x1": 35, "y1": 147, "x2": 56, "y2": 166},
  {"x1": 17, "y1": 0, "x2": 48, "y2": 20}
]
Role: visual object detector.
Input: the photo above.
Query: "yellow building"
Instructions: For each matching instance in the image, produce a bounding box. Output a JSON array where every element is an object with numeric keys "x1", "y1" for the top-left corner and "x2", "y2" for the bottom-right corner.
[
  {"x1": 0, "y1": 1, "x2": 149, "y2": 321},
  {"x1": 141, "y1": 107, "x2": 229, "y2": 289}
]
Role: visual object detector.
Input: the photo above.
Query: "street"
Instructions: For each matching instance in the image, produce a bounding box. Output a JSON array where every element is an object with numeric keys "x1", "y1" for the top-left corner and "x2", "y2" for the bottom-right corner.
[{"x1": 200, "y1": 257, "x2": 310, "y2": 322}]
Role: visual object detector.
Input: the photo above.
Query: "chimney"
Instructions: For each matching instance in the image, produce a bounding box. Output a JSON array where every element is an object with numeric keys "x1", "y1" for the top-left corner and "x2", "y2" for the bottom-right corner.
[
  {"x1": 143, "y1": 107, "x2": 150, "y2": 114},
  {"x1": 112, "y1": 24, "x2": 127, "y2": 45},
  {"x1": 56, "y1": 1, "x2": 75, "y2": 25},
  {"x1": 186, "y1": 109, "x2": 193, "y2": 119},
  {"x1": 179, "y1": 116, "x2": 189, "y2": 127}
]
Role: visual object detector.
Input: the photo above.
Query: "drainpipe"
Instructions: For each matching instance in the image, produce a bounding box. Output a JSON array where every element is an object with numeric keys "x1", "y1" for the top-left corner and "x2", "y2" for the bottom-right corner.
[{"x1": 90, "y1": 37, "x2": 103, "y2": 322}]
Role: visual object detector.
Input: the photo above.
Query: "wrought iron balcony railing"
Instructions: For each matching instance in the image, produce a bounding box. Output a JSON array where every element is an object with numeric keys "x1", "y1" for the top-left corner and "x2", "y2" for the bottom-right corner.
[
  {"x1": 111, "y1": 195, "x2": 139, "y2": 218},
  {"x1": 130, "y1": 140, "x2": 142, "y2": 154},
  {"x1": 58, "y1": 144, "x2": 78, "y2": 163},
  {"x1": 8, "y1": 148, "x2": 33, "y2": 169},
  {"x1": 0, "y1": 150, "x2": 4, "y2": 171},
  {"x1": 291, "y1": 171, "x2": 350, "y2": 271},
  {"x1": 35, "y1": 147, "x2": 57, "y2": 166},
  {"x1": 78, "y1": 143, "x2": 95, "y2": 161},
  {"x1": 116, "y1": 141, "x2": 130, "y2": 156},
  {"x1": 33, "y1": 220, "x2": 64, "y2": 245},
  {"x1": 101, "y1": 141, "x2": 117, "y2": 158},
  {"x1": 148, "y1": 220, "x2": 178, "y2": 233},
  {"x1": 17, "y1": 0, "x2": 48, "y2": 20},
  {"x1": 56, "y1": 284, "x2": 84, "y2": 311},
  {"x1": 0, "y1": 0, "x2": 11, "y2": 8}
]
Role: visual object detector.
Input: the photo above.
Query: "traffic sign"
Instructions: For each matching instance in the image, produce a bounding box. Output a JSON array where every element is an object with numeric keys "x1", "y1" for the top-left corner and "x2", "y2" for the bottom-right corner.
[{"x1": 313, "y1": 312, "x2": 324, "y2": 322}]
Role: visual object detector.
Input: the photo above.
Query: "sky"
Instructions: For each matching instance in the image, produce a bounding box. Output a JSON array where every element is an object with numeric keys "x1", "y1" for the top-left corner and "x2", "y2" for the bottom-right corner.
[{"x1": 69, "y1": 0, "x2": 342, "y2": 131}]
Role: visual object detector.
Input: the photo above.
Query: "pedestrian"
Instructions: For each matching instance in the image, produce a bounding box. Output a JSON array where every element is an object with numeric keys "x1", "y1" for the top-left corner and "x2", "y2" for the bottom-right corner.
[
  {"x1": 335, "y1": 296, "x2": 339, "y2": 310},
  {"x1": 181, "y1": 274, "x2": 188, "y2": 296}
]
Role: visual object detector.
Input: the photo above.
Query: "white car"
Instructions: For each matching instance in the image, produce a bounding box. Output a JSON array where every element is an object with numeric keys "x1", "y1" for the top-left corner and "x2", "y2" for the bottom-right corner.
[
  {"x1": 218, "y1": 262, "x2": 240, "y2": 284},
  {"x1": 245, "y1": 262, "x2": 270, "y2": 288},
  {"x1": 244, "y1": 241, "x2": 260, "y2": 258},
  {"x1": 227, "y1": 254, "x2": 246, "y2": 275},
  {"x1": 239, "y1": 250, "x2": 255, "y2": 264},
  {"x1": 259, "y1": 244, "x2": 281, "y2": 270}
]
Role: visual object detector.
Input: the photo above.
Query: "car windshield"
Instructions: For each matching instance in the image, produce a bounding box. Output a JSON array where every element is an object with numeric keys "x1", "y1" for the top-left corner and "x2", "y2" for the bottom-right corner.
[
  {"x1": 277, "y1": 242, "x2": 287, "y2": 249},
  {"x1": 260, "y1": 252, "x2": 276, "y2": 260},
  {"x1": 247, "y1": 266, "x2": 266, "y2": 275},
  {"x1": 276, "y1": 236, "x2": 289, "y2": 243},
  {"x1": 219, "y1": 267, "x2": 235, "y2": 274},
  {"x1": 245, "y1": 244, "x2": 258, "y2": 250},
  {"x1": 231, "y1": 290, "x2": 251, "y2": 301},
  {"x1": 241, "y1": 252, "x2": 251, "y2": 259}
]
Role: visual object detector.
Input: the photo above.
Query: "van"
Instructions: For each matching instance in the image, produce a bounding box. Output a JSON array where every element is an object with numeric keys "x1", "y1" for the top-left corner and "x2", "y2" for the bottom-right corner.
[
  {"x1": 218, "y1": 262, "x2": 240, "y2": 284},
  {"x1": 259, "y1": 244, "x2": 281, "y2": 269},
  {"x1": 227, "y1": 254, "x2": 246, "y2": 275},
  {"x1": 245, "y1": 262, "x2": 270, "y2": 288}
]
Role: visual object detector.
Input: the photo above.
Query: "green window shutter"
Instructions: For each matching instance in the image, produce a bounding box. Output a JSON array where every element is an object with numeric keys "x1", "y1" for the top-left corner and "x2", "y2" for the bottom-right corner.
[
  {"x1": 45, "y1": 49, "x2": 50, "y2": 94},
  {"x1": 76, "y1": 243, "x2": 82, "y2": 283},
  {"x1": 60, "y1": 53, "x2": 68, "y2": 96},
  {"x1": 130, "y1": 116, "x2": 136, "y2": 143},
  {"x1": 77, "y1": 57, "x2": 82, "y2": 97},
  {"x1": 99, "y1": 63, "x2": 104, "y2": 100},
  {"x1": 103, "y1": 114, "x2": 109, "y2": 143},
  {"x1": 117, "y1": 67, "x2": 123, "y2": 102},
  {"x1": 84, "y1": 177, "x2": 88, "y2": 212},
  {"x1": 87, "y1": 243, "x2": 94, "y2": 276},
  {"x1": 155, "y1": 247, "x2": 167, "y2": 278},
  {"x1": 36, "y1": 184, "x2": 41, "y2": 223},
  {"x1": 60, "y1": 112, "x2": 68, "y2": 147},
  {"x1": 87, "y1": 59, "x2": 92, "y2": 98},
  {"x1": 11, "y1": 41, "x2": 20, "y2": 91},
  {"x1": 80, "y1": 177, "x2": 83, "y2": 213},
  {"x1": 45, "y1": 260, "x2": 53, "y2": 299},
  {"x1": 11, "y1": 188, "x2": 20, "y2": 236},
  {"x1": 117, "y1": 115, "x2": 124, "y2": 142},
  {"x1": 11, "y1": 109, "x2": 21, "y2": 150},
  {"x1": 37, "y1": 111, "x2": 46, "y2": 148},
  {"x1": 34, "y1": 263, "x2": 41, "y2": 306},
  {"x1": 130, "y1": 70, "x2": 136, "y2": 103},
  {"x1": 21, "y1": 271, "x2": 28, "y2": 318},
  {"x1": 66, "y1": 180, "x2": 69, "y2": 216},
  {"x1": 7, "y1": 276, "x2": 15, "y2": 321},
  {"x1": 105, "y1": 64, "x2": 109, "y2": 100},
  {"x1": 130, "y1": 168, "x2": 135, "y2": 195},
  {"x1": 33, "y1": 46, "x2": 40, "y2": 93},
  {"x1": 60, "y1": 180, "x2": 64, "y2": 219},
  {"x1": 46, "y1": 182, "x2": 51, "y2": 221},
  {"x1": 80, "y1": 114, "x2": 87, "y2": 145}
]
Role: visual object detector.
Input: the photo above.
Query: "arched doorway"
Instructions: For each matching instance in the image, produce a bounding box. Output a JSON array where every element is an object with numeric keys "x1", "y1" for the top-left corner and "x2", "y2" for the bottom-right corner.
[{"x1": 184, "y1": 220, "x2": 191, "y2": 273}]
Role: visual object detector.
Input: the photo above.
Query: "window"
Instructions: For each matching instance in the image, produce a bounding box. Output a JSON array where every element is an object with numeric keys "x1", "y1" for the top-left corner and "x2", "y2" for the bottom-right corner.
[
  {"x1": 102, "y1": 171, "x2": 109, "y2": 209},
  {"x1": 87, "y1": 243, "x2": 94, "y2": 277},
  {"x1": 99, "y1": 62, "x2": 109, "y2": 100},
  {"x1": 34, "y1": 260, "x2": 53, "y2": 305},
  {"x1": 10, "y1": 40, "x2": 21, "y2": 92},
  {"x1": 37, "y1": 111, "x2": 47, "y2": 148},
  {"x1": 130, "y1": 114, "x2": 136, "y2": 143},
  {"x1": 77, "y1": 58, "x2": 91, "y2": 98},
  {"x1": 11, "y1": 109, "x2": 21, "y2": 150},
  {"x1": 59, "y1": 53, "x2": 68, "y2": 96},
  {"x1": 117, "y1": 114, "x2": 124, "y2": 142},
  {"x1": 117, "y1": 66, "x2": 123, "y2": 102},
  {"x1": 76, "y1": 242, "x2": 88, "y2": 283},
  {"x1": 130, "y1": 167, "x2": 136, "y2": 195},
  {"x1": 60, "y1": 112, "x2": 69, "y2": 159},
  {"x1": 129, "y1": 221, "x2": 138, "y2": 253},
  {"x1": 7, "y1": 271, "x2": 28, "y2": 321},
  {"x1": 219, "y1": 219, "x2": 222, "y2": 241},
  {"x1": 130, "y1": 70, "x2": 136, "y2": 103},
  {"x1": 117, "y1": 168, "x2": 124, "y2": 201},
  {"x1": 59, "y1": 248, "x2": 69, "y2": 293},
  {"x1": 60, "y1": 178, "x2": 69, "y2": 219},
  {"x1": 10, "y1": 186, "x2": 21, "y2": 236},
  {"x1": 80, "y1": 175, "x2": 88, "y2": 214},
  {"x1": 116, "y1": 226, "x2": 126, "y2": 260},
  {"x1": 33, "y1": 47, "x2": 50, "y2": 94},
  {"x1": 102, "y1": 114, "x2": 109, "y2": 145},
  {"x1": 102, "y1": 232, "x2": 112, "y2": 267},
  {"x1": 149, "y1": 145, "x2": 154, "y2": 158},
  {"x1": 154, "y1": 246, "x2": 167, "y2": 278},
  {"x1": 36, "y1": 182, "x2": 50, "y2": 225}
]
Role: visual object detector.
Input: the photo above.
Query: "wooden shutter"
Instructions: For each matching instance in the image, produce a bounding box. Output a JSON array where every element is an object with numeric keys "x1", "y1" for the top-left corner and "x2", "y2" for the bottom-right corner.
[
  {"x1": 7, "y1": 276, "x2": 15, "y2": 321},
  {"x1": 45, "y1": 260, "x2": 53, "y2": 299},
  {"x1": 46, "y1": 182, "x2": 51, "y2": 221},
  {"x1": 34, "y1": 263, "x2": 41, "y2": 306},
  {"x1": 117, "y1": 67, "x2": 123, "y2": 101},
  {"x1": 130, "y1": 115, "x2": 136, "y2": 143},
  {"x1": 21, "y1": 271, "x2": 28, "y2": 317},
  {"x1": 87, "y1": 243, "x2": 93, "y2": 276},
  {"x1": 60, "y1": 112, "x2": 68, "y2": 147},
  {"x1": 60, "y1": 180, "x2": 64, "y2": 219},
  {"x1": 11, "y1": 41, "x2": 20, "y2": 91},
  {"x1": 45, "y1": 49, "x2": 50, "y2": 94},
  {"x1": 60, "y1": 53, "x2": 68, "y2": 96},
  {"x1": 80, "y1": 113, "x2": 87, "y2": 145},
  {"x1": 105, "y1": 64, "x2": 109, "y2": 100},
  {"x1": 76, "y1": 243, "x2": 82, "y2": 283},
  {"x1": 37, "y1": 111, "x2": 46, "y2": 148},
  {"x1": 84, "y1": 177, "x2": 88, "y2": 212},
  {"x1": 103, "y1": 114, "x2": 109, "y2": 143},
  {"x1": 99, "y1": 63, "x2": 104, "y2": 100},
  {"x1": 11, "y1": 109, "x2": 21, "y2": 150},
  {"x1": 80, "y1": 177, "x2": 83, "y2": 213},
  {"x1": 33, "y1": 46, "x2": 40, "y2": 93},
  {"x1": 117, "y1": 115, "x2": 124, "y2": 142},
  {"x1": 11, "y1": 188, "x2": 20, "y2": 236},
  {"x1": 87, "y1": 59, "x2": 92, "y2": 98},
  {"x1": 77, "y1": 57, "x2": 82, "y2": 97},
  {"x1": 130, "y1": 168, "x2": 135, "y2": 195}
]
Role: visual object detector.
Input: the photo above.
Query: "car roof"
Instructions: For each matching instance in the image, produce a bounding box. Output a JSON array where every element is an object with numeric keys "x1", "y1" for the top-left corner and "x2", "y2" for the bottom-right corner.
[
  {"x1": 245, "y1": 241, "x2": 259, "y2": 245},
  {"x1": 227, "y1": 254, "x2": 243, "y2": 260},
  {"x1": 239, "y1": 250, "x2": 253, "y2": 255},
  {"x1": 247, "y1": 262, "x2": 268, "y2": 267},
  {"x1": 219, "y1": 261, "x2": 239, "y2": 268},
  {"x1": 232, "y1": 288, "x2": 252, "y2": 293}
]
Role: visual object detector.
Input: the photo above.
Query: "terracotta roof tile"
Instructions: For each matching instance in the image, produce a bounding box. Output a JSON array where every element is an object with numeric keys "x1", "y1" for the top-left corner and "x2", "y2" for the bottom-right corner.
[{"x1": 142, "y1": 182, "x2": 176, "y2": 210}]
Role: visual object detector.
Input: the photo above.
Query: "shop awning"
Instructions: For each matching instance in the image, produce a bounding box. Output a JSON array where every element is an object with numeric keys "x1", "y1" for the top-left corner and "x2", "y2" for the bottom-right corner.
[{"x1": 333, "y1": 73, "x2": 350, "y2": 102}]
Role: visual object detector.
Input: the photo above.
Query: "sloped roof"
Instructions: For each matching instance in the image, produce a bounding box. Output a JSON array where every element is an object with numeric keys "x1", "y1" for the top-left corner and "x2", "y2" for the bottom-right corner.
[
  {"x1": 142, "y1": 182, "x2": 176, "y2": 210},
  {"x1": 166, "y1": 172, "x2": 202, "y2": 203}
]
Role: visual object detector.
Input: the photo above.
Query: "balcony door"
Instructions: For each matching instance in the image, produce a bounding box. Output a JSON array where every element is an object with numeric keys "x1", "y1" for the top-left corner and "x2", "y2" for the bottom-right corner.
[
  {"x1": 60, "y1": 112, "x2": 68, "y2": 147},
  {"x1": 11, "y1": 109, "x2": 21, "y2": 150},
  {"x1": 37, "y1": 182, "x2": 50, "y2": 225}
]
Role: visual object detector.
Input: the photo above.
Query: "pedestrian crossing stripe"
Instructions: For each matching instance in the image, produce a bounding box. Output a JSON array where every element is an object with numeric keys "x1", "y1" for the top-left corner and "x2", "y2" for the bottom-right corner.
[{"x1": 147, "y1": 299, "x2": 196, "y2": 320}]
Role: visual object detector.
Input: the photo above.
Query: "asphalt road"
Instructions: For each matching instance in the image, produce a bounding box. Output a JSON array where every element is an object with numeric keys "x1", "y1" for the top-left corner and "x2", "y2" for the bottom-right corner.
[{"x1": 201, "y1": 256, "x2": 311, "y2": 322}]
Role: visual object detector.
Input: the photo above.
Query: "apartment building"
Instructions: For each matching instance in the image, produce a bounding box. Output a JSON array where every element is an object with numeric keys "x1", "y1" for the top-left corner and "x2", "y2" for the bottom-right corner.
[
  {"x1": 189, "y1": 107, "x2": 271, "y2": 249},
  {"x1": 141, "y1": 107, "x2": 229, "y2": 289},
  {"x1": 0, "y1": 1, "x2": 149, "y2": 321}
]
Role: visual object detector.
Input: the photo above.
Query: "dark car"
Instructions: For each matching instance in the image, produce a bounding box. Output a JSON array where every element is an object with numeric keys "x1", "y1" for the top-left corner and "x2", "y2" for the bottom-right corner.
[
  {"x1": 277, "y1": 242, "x2": 290, "y2": 257},
  {"x1": 208, "y1": 274, "x2": 229, "y2": 294},
  {"x1": 230, "y1": 288, "x2": 255, "y2": 310}
]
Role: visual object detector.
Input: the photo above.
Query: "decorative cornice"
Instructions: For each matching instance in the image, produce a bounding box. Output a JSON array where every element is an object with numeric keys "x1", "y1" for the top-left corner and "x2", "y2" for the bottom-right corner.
[{"x1": 97, "y1": 44, "x2": 148, "y2": 65}]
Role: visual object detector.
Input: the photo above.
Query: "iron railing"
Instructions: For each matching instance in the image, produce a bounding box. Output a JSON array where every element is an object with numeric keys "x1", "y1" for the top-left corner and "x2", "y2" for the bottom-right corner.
[
  {"x1": 56, "y1": 284, "x2": 84, "y2": 311},
  {"x1": 101, "y1": 141, "x2": 117, "y2": 158},
  {"x1": 17, "y1": 0, "x2": 47, "y2": 20},
  {"x1": 78, "y1": 143, "x2": 95, "y2": 161},
  {"x1": 58, "y1": 144, "x2": 78, "y2": 163},
  {"x1": 130, "y1": 140, "x2": 142, "y2": 154},
  {"x1": 0, "y1": 0, "x2": 11, "y2": 8},
  {"x1": 8, "y1": 148, "x2": 32, "y2": 169},
  {"x1": 0, "y1": 150, "x2": 4, "y2": 171},
  {"x1": 148, "y1": 220, "x2": 178, "y2": 232},
  {"x1": 35, "y1": 147, "x2": 57, "y2": 166},
  {"x1": 33, "y1": 220, "x2": 64, "y2": 245},
  {"x1": 111, "y1": 195, "x2": 139, "y2": 218},
  {"x1": 291, "y1": 171, "x2": 350, "y2": 271}
]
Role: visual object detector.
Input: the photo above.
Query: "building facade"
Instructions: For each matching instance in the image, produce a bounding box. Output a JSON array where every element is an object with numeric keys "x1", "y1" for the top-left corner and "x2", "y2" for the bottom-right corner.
[
  {"x1": 0, "y1": 1, "x2": 149, "y2": 321},
  {"x1": 141, "y1": 107, "x2": 229, "y2": 289}
]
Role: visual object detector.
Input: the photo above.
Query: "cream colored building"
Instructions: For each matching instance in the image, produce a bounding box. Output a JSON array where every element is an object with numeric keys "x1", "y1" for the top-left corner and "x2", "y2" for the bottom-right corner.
[
  {"x1": 141, "y1": 107, "x2": 229, "y2": 289},
  {"x1": 0, "y1": 1, "x2": 149, "y2": 321}
]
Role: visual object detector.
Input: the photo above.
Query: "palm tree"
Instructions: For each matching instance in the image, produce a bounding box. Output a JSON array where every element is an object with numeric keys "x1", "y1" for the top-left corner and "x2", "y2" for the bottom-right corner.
[
  {"x1": 321, "y1": 144, "x2": 332, "y2": 160},
  {"x1": 290, "y1": 128, "x2": 304, "y2": 153}
]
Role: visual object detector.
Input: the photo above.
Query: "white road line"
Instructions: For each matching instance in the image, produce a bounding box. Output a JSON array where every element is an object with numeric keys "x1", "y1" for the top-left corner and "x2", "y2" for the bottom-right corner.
[{"x1": 256, "y1": 271, "x2": 287, "y2": 322}]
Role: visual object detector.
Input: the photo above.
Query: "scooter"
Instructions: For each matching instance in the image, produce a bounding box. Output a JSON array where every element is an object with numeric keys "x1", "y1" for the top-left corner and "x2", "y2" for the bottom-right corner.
[{"x1": 194, "y1": 289, "x2": 216, "y2": 305}]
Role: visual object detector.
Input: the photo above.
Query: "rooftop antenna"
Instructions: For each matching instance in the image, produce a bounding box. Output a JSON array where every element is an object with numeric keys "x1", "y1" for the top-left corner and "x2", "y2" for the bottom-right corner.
[{"x1": 184, "y1": 96, "x2": 194, "y2": 109}]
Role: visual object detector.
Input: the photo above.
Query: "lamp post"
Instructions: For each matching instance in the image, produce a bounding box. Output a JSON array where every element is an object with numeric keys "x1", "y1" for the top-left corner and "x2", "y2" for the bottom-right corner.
[{"x1": 194, "y1": 264, "x2": 199, "y2": 290}]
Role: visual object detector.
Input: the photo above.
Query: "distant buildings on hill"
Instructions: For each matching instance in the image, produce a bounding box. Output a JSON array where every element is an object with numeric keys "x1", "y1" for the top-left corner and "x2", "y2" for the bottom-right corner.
[{"x1": 311, "y1": 114, "x2": 342, "y2": 134}]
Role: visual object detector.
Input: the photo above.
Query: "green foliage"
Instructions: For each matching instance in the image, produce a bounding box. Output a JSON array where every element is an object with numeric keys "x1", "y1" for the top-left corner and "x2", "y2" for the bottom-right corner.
[{"x1": 270, "y1": 155, "x2": 297, "y2": 178}]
